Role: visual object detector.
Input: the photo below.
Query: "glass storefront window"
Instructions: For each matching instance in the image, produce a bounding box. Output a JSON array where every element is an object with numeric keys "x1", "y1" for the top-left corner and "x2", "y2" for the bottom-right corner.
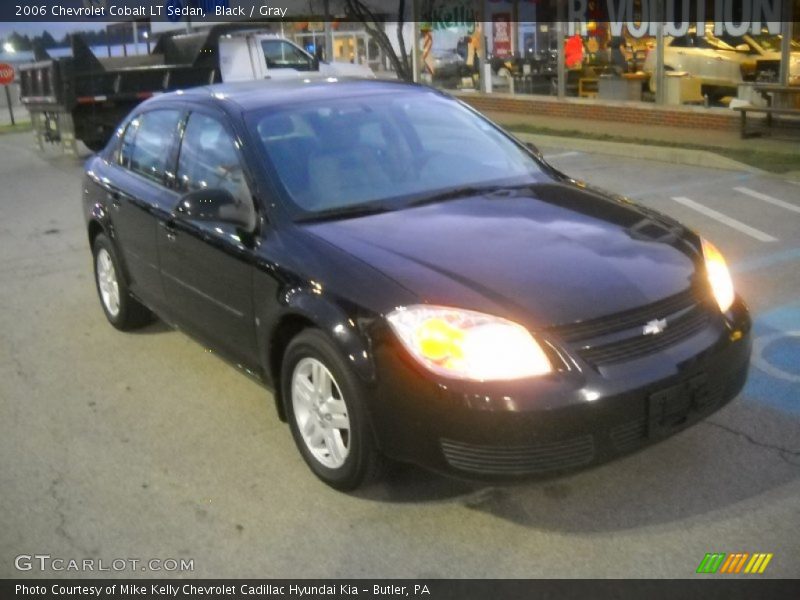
[{"x1": 417, "y1": 1, "x2": 796, "y2": 111}]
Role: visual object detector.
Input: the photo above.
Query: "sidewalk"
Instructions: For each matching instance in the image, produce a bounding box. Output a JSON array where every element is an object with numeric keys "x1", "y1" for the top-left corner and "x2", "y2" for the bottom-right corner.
[
  {"x1": 485, "y1": 110, "x2": 797, "y2": 155},
  {"x1": 481, "y1": 108, "x2": 800, "y2": 176}
]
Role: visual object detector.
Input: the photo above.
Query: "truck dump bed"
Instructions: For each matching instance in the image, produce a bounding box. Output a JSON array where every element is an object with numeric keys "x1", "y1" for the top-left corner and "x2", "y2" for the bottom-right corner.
[{"x1": 19, "y1": 26, "x2": 234, "y2": 151}]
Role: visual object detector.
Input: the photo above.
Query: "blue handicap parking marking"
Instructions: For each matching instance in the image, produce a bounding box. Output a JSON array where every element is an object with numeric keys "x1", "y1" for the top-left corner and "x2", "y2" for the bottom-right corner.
[
  {"x1": 732, "y1": 247, "x2": 800, "y2": 274},
  {"x1": 743, "y1": 301, "x2": 800, "y2": 416},
  {"x1": 763, "y1": 336, "x2": 800, "y2": 375},
  {"x1": 731, "y1": 248, "x2": 800, "y2": 275}
]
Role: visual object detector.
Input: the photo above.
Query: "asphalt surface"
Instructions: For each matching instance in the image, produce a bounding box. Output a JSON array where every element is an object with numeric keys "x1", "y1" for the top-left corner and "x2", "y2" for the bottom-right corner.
[{"x1": 1, "y1": 131, "x2": 798, "y2": 579}]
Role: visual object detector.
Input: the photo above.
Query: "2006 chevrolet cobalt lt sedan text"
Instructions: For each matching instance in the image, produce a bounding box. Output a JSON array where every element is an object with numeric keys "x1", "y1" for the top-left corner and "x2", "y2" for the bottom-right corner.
[{"x1": 83, "y1": 79, "x2": 751, "y2": 490}]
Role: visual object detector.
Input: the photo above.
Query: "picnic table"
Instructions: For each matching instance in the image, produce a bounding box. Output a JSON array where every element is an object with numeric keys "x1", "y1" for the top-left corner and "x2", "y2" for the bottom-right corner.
[{"x1": 733, "y1": 84, "x2": 800, "y2": 138}]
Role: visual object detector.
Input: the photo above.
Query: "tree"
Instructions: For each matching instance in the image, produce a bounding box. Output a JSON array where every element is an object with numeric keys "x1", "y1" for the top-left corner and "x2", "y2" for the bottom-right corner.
[
  {"x1": 343, "y1": 0, "x2": 413, "y2": 81},
  {"x1": 38, "y1": 31, "x2": 57, "y2": 49},
  {"x1": 7, "y1": 32, "x2": 32, "y2": 51}
]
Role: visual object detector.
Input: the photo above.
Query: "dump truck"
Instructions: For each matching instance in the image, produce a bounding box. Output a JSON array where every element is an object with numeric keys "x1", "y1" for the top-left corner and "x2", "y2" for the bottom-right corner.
[{"x1": 19, "y1": 24, "x2": 374, "y2": 153}]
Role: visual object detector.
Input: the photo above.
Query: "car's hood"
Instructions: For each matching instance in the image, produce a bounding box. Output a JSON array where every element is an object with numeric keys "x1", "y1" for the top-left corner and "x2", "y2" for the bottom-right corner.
[{"x1": 303, "y1": 183, "x2": 701, "y2": 328}]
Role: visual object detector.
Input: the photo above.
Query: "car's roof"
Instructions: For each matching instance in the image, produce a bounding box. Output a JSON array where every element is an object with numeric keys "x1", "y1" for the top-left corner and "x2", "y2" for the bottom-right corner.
[{"x1": 147, "y1": 78, "x2": 431, "y2": 114}]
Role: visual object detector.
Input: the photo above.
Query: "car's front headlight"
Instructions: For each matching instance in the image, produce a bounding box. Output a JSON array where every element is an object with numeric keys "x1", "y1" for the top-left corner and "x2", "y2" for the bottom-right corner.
[
  {"x1": 386, "y1": 305, "x2": 552, "y2": 381},
  {"x1": 701, "y1": 238, "x2": 735, "y2": 313}
]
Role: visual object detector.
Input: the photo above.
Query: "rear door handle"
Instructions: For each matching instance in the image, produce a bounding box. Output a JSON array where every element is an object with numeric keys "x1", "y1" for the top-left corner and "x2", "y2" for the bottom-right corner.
[{"x1": 159, "y1": 220, "x2": 177, "y2": 242}]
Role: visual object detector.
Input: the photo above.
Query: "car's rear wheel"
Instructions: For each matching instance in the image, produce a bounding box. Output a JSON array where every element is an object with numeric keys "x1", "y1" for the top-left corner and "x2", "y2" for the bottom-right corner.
[
  {"x1": 92, "y1": 234, "x2": 151, "y2": 330},
  {"x1": 282, "y1": 329, "x2": 383, "y2": 490}
]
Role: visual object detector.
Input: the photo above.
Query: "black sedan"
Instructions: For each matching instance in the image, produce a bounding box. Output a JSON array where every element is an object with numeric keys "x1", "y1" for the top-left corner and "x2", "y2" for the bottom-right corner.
[{"x1": 83, "y1": 79, "x2": 751, "y2": 490}]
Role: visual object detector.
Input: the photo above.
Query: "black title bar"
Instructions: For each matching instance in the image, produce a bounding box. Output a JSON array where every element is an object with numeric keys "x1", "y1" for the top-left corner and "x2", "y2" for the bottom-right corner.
[
  {"x1": 0, "y1": 1, "x2": 794, "y2": 24},
  {"x1": 4, "y1": 579, "x2": 800, "y2": 600}
]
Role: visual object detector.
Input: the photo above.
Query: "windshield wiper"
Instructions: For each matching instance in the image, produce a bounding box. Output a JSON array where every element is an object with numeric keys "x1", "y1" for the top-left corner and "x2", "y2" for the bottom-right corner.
[
  {"x1": 295, "y1": 202, "x2": 397, "y2": 223},
  {"x1": 296, "y1": 183, "x2": 540, "y2": 223},
  {"x1": 403, "y1": 183, "x2": 537, "y2": 209}
]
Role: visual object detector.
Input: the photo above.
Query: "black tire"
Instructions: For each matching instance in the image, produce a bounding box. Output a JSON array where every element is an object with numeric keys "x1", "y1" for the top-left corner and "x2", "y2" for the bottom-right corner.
[
  {"x1": 92, "y1": 233, "x2": 152, "y2": 331},
  {"x1": 282, "y1": 329, "x2": 384, "y2": 490}
]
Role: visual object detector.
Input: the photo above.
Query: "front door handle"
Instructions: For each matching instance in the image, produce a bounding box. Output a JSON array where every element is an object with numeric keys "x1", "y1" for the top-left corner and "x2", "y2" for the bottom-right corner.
[
  {"x1": 159, "y1": 220, "x2": 177, "y2": 242},
  {"x1": 108, "y1": 191, "x2": 121, "y2": 211}
]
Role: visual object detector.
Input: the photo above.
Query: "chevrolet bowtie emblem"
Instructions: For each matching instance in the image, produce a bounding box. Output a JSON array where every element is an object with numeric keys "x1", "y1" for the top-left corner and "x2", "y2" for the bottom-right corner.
[{"x1": 643, "y1": 318, "x2": 668, "y2": 336}]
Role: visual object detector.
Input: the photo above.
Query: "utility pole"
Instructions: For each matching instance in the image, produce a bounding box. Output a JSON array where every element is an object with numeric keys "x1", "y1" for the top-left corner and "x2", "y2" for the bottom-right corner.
[
  {"x1": 323, "y1": 0, "x2": 334, "y2": 62},
  {"x1": 556, "y1": 1, "x2": 565, "y2": 99},
  {"x1": 778, "y1": 0, "x2": 792, "y2": 86}
]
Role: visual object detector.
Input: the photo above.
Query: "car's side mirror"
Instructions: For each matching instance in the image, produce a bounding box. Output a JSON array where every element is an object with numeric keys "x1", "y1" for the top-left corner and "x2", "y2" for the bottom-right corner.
[
  {"x1": 525, "y1": 141, "x2": 544, "y2": 160},
  {"x1": 174, "y1": 188, "x2": 253, "y2": 230}
]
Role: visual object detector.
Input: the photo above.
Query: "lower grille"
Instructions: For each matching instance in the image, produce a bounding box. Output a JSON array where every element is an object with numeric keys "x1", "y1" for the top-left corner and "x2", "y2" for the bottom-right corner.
[
  {"x1": 610, "y1": 419, "x2": 648, "y2": 452},
  {"x1": 441, "y1": 436, "x2": 595, "y2": 475}
]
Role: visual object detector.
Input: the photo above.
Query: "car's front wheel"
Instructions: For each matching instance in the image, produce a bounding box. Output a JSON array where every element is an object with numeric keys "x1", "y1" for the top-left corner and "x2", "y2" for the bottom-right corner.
[
  {"x1": 282, "y1": 329, "x2": 383, "y2": 490},
  {"x1": 92, "y1": 233, "x2": 151, "y2": 330}
]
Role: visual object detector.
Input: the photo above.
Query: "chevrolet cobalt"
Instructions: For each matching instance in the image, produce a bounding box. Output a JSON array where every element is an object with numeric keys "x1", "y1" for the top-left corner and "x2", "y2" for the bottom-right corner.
[{"x1": 83, "y1": 80, "x2": 751, "y2": 490}]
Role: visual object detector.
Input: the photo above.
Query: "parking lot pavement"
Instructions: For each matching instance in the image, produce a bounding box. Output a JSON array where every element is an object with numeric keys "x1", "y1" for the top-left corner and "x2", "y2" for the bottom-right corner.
[{"x1": 1, "y1": 131, "x2": 798, "y2": 579}]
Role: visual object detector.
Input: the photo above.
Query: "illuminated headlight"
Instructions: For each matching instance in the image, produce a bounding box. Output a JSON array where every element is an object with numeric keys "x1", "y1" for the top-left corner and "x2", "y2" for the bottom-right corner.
[
  {"x1": 701, "y1": 238, "x2": 735, "y2": 313},
  {"x1": 387, "y1": 305, "x2": 552, "y2": 381}
]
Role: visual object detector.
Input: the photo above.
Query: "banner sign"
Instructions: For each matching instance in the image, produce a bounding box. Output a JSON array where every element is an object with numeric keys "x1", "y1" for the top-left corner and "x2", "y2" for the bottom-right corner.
[{"x1": 492, "y1": 12, "x2": 512, "y2": 58}]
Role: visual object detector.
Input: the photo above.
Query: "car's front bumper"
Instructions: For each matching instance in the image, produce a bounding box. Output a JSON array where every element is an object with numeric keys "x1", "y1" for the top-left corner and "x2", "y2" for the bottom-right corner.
[{"x1": 367, "y1": 298, "x2": 751, "y2": 480}]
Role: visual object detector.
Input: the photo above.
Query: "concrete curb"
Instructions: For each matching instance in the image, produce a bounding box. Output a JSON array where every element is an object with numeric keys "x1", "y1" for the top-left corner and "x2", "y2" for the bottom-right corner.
[
  {"x1": 510, "y1": 131, "x2": 765, "y2": 175},
  {"x1": 783, "y1": 170, "x2": 800, "y2": 184}
]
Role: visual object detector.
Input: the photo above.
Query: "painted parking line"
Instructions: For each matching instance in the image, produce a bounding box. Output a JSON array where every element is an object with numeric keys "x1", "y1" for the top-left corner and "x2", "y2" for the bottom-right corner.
[
  {"x1": 545, "y1": 151, "x2": 582, "y2": 159},
  {"x1": 733, "y1": 186, "x2": 800, "y2": 215},
  {"x1": 671, "y1": 196, "x2": 778, "y2": 243}
]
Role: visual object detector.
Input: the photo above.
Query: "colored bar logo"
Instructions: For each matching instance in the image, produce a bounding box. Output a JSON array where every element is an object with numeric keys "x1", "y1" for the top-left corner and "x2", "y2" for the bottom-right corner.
[{"x1": 696, "y1": 552, "x2": 773, "y2": 574}]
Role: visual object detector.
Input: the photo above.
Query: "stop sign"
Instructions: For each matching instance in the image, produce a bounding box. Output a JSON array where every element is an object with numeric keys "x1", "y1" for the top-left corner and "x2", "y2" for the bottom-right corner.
[{"x1": 0, "y1": 63, "x2": 15, "y2": 85}]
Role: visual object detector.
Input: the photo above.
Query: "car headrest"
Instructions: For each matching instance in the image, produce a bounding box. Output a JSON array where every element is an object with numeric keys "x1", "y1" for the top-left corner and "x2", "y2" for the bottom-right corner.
[{"x1": 258, "y1": 113, "x2": 295, "y2": 140}]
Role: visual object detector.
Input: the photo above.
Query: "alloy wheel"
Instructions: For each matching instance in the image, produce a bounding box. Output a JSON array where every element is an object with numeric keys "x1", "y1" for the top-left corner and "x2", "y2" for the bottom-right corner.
[
  {"x1": 96, "y1": 248, "x2": 120, "y2": 318},
  {"x1": 291, "y1": 357, "x2": 351, "y2": 469}
]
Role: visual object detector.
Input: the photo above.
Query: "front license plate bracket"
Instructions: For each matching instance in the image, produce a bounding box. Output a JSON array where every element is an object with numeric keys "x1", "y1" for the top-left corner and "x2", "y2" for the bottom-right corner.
[{"x1": 647, "y1": 373, "x2": 709, "y2": 438}]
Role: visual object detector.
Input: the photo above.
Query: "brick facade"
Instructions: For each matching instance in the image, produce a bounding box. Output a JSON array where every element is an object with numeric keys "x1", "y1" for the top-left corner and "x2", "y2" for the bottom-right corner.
[{"x1": 454, "y1": 92, "x2": 740, "y2": 131}]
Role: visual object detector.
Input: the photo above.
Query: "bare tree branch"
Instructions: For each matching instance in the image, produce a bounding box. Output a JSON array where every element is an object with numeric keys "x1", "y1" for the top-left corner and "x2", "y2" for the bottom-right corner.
[{"x1": 343, "y1": 0, "x2": 413, "y2": 81}]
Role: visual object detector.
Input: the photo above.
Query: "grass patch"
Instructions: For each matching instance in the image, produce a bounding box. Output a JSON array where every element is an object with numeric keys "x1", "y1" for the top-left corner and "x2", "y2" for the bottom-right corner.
[
  {"x1": 504, "y1": 122, "x2": 800, "y2": 174},
  {"x1": 0, "y1": 121, "x2": 32, "y2": 135}
]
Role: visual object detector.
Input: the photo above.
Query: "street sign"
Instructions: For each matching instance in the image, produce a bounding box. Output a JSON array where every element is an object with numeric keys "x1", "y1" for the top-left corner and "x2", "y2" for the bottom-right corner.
[{"x1": 0, "y1": 63, "x2": 15, "y2": 86}]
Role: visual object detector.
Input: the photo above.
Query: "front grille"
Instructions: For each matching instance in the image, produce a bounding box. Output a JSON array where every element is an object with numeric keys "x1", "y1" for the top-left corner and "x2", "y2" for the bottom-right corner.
[
  {"x1": 440, "y1": 436, "x2": 595, "y2": 475},
  {"x1": 578, "y1": 306, "x2": 710, "y2": 365},
  {"x1": 547, "y1": 287, "x2": 714, "y2": 366},
  {"x1": 548, "y1": 288, "x2": 698, "y2": 342}
]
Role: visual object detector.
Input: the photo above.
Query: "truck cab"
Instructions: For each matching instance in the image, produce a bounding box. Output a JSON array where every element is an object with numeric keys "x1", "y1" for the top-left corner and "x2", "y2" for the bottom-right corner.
[{"x1": 218, "y1": 32, "x2": 374, "y2": 82}]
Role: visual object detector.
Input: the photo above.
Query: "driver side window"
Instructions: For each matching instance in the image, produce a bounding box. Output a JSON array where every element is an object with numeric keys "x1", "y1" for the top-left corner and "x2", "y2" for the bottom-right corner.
[
  {"x1": 176, "y1": 113, "x2": 252, "y2": 208},
  {"x1": 262, "y1": 40, "x2": 312, "y2": 71}
]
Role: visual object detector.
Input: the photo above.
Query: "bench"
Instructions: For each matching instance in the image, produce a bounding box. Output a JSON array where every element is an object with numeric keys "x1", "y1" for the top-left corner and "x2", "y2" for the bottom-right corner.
[{"x1": 733, "y1": 105, "x2": 800, "y2": 138}]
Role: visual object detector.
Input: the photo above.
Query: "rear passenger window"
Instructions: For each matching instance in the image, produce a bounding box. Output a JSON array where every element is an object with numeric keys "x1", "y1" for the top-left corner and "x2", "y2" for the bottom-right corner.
[
  {"x1": 176, "y1": 113, "x2": 251, "y2": 204},
  {"x1": 126, "y1": 110, "x2": 182, "y2": 183}
]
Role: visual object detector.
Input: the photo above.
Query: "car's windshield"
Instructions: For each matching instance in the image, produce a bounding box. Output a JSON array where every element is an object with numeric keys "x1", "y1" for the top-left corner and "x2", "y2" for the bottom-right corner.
[{"x1": 248, "y1": 89, "x2": 546, "y2": 219}]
